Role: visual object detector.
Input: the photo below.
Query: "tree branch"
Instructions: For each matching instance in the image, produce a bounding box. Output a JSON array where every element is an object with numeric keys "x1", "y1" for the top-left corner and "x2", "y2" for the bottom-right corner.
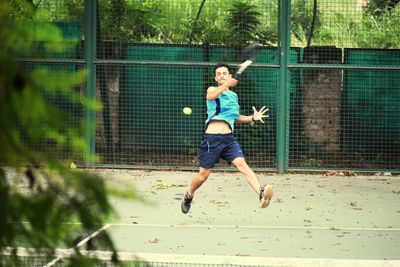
[
  {"x1": 307, "y1": 0, "x2": 318, "y2": 47},
  {"x1": 189, "y1": 0, "x2": 207, "y2": 44}
]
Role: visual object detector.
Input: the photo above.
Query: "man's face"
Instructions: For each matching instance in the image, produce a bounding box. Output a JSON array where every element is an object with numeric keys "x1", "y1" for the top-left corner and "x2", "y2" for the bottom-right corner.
[{"x1": 214, "y1": 67, "x2": 231, "y2": 85}]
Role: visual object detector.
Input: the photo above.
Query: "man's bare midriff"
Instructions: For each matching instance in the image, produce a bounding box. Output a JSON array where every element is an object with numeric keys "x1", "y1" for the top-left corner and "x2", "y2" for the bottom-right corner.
[{"x1": 205, "y1": 120, "x2": 232, "y2": 134}]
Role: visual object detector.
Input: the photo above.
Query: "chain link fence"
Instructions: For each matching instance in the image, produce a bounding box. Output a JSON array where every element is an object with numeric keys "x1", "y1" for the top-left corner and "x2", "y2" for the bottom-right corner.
[{"x1": 19, "y1": 0, "x2": 400, "y2": 172}]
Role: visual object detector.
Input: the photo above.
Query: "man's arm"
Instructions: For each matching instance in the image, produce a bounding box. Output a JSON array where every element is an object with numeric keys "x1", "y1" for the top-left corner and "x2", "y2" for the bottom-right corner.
[
  {"x1": 206, "y1": 78, "x2": 238, "y2": 100},
  {"x1": 236, "y1": 106, "x2": 269, "y2": 124},
  {"x1": 236, "y1": 115, "x2": 254, "y2": 123}
]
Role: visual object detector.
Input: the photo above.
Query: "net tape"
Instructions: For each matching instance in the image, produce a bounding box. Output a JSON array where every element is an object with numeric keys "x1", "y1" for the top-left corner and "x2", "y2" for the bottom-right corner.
[{"x1": 1, "y1": 247, "x2": 399, "y2": 267}]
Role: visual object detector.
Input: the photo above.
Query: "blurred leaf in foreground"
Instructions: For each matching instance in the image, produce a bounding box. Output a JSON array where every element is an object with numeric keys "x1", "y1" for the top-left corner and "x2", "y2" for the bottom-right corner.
[{"x1": 0, "y1": 1, "x2": 139, "y2": 266}]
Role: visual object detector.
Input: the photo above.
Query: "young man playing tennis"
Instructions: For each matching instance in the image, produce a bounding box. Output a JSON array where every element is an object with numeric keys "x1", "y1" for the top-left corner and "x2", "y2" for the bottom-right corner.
[{"x1": 181, "y1": 63, "x2": 273, "y2": 214}]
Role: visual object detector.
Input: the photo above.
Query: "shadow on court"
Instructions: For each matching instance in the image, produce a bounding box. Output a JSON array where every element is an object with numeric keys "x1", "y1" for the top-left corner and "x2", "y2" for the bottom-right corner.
[{"x1": 95, "y1": 169, "x2": 400, "y2": 264}]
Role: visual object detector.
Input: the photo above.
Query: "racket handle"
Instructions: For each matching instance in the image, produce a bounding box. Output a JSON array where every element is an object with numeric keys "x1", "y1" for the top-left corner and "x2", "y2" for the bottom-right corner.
[{"x1": 233, "y1": 73, "x2": 241, "y2": 80}]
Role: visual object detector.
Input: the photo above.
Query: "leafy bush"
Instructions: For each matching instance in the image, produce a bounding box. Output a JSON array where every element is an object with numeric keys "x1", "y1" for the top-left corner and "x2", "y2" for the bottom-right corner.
[
  {"x1": 292, "y1": 2, "x2": 400, "y2": 48},
  {"x1": 291, "y1": 0, "x2": 320, "y2": 46},
  {"x1": 227, "y1": 1, "x2": 261, "y2": 46},
  {"x1": 1, "y1": 1, "x2": 139, "y2": 265},
  {"x1": 366, "y1": 0, "x2": 400, "y2": 16},
  {"x1": 358, "y1": 5, "x2": 400, "y2": 48}
]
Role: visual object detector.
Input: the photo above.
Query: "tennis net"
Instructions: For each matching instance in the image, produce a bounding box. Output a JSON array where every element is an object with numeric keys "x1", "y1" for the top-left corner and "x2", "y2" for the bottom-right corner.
[
  {"x1": 1, "y1": 247, "x2": 399, "y2": 267},
  {"x1": 2, "y1": 247, "x2": 272, "y2": 267}
]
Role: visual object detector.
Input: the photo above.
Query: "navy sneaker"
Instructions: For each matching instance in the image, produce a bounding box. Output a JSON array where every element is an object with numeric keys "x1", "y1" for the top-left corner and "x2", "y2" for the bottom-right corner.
[
  {"x1": 181, "y1": 192, "x2": 193, "y2": 214},
  {"x1": 259, "y1": 185, "x2": 273, "y2": 208}
]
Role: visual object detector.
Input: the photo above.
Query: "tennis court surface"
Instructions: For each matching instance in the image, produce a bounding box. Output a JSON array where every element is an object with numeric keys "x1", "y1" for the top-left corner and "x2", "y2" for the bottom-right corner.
[
  {"x1": 5, "y1": 169, "x2": 400, "y2": 267},
  {"x1": 86, "y1": 169, "x2": 400, "y2": 267}
]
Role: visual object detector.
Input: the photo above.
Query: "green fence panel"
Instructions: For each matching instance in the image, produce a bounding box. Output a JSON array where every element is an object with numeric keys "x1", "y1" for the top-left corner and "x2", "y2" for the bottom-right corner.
[
  {"x1": 27, "y1": 21, "x2": 82, "y2": 109},
  {"x1": 54, "y1": 22, "x2": 82, "y2": 59},
  {"x1": 343, "y1": 49, "x2": 400, "y2": 168},
  {"x1": 123, "y1": 45, "x2": 205, "y2": 166},
  {"x1": 13, "y1": 0, "x2": 400, "y2": 172},
  {"x1": 29, "y1": 22, "x2": 81, "y2": 59}
]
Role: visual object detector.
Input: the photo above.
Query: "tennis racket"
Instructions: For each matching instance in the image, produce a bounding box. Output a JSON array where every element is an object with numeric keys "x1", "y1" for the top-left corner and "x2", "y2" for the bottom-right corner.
[{"x1": 233, "y1": 43, "x2": 262, "y2": 80}]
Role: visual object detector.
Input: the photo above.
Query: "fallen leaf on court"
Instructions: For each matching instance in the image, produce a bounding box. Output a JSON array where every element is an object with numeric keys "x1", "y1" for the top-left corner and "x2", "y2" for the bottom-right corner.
[
  {"x1": 349, "y1": 201, "x2": 362, "y2": 210},
  {"x1": 174, "y1": 193, "x2": 183, "y2": 200},
  {"x1": 148, "y1": 238, "x2": 160, "y2": 243},
  {"x1": 210, "y1": 200, "x2": 229, "y2": 207},
  {"x1": 154, "y1": 183, "x2": 185, "y2": 189},
  {"x1": 369, "y1": 178, "x2": 389, "y2": 182},
  {"x1": 323, "y1": 171, "x2": 355, "y2": 176}
]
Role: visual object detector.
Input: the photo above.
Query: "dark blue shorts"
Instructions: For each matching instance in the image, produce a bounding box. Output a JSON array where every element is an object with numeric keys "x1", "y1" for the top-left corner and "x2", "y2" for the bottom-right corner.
[{"x1": 199, "y1": 133, "x2": 245, "y2": 169}]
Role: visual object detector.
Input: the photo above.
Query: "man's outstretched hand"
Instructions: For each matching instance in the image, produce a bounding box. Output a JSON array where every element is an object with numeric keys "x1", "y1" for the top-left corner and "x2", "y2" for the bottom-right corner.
[{"x1": 252, "y1": 106, "x2": 269, "y2": 123}]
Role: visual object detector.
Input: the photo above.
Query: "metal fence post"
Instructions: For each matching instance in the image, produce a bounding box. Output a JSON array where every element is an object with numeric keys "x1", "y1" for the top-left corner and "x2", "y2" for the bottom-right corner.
[
  {"x1": 84, "y1": 0, "x2": 96, "y2": 167},
  {"x1": 278, "y1": 0, "x2": 290, "y2": 173}
]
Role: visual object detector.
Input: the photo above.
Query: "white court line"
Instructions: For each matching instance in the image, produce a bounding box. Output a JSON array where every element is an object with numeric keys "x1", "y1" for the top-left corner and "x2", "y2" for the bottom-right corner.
[
  {"x1": 18, "y1": 221, "x2": 400, "y2": 232},
  {"x1": 4, "y1": 248, "x2": 399, "y2": 267},
  {"x1": 4, "y1": 248, "x2": 400, "y2": 267},
  {"x1": 74, "y1": 224, "x2": 111, "y2": 248},
  {"x1": 123, "y1": 252, "x2": 400, "y2": 267},
  {"x1": 105, "y1": 222, "x2": 400, "y2": 232},
  {"x1": 43, "y1": 249, "x2": 400, "y2": 267},
  {"x1": 42, "y1": 224, "x2": 111, "y2": 267}
]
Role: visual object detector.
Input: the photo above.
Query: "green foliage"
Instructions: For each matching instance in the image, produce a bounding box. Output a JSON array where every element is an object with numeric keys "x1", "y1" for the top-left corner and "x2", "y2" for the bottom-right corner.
[
  {"x1": 101, "y1": 0, "x2": 164, "y2": 41},
  {"x1": 366, "y1": 0, "x2": 400, "y2": 16},
  {"x1": 358, "y1": 5, "x2": 400, "y2": 48},
  {"x1": 27, "y1": 0, "x2": 400, "y2": 48},
  {"x1": 63, "y1": 0, "x2": 84, "y2": 23},
  {"x1": 0, "y1": 1, "x2": 139, "y2": 265},
  {"x1": 292, "y1": 2, "x2": 400, "y2": 48},
  {"x1": 291, "y1": 0, "x2": 319, "y2": 45},
  {"x1": 299, "y1": 157, "x2": 323, "y2": 168},
  {"x1": 106, "y1": 0, "x2": 126, "y2": 40},
  {"x1": 227, "y1": 1, "x2": 261, "y2": 46},
  {"x1": 255, "y1": 0, "x2": 279, "y2": 46}
]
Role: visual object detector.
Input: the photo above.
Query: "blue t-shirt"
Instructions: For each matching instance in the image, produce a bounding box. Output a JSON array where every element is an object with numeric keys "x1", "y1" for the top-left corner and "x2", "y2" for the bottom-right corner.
[{"x1": 205, "y1": 90, "x2": 239, "y2": 131}]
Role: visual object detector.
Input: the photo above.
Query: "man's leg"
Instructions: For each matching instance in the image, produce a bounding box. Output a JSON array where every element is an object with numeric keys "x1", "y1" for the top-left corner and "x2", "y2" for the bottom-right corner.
[
  {"x1": 232, "y1": 157, "x2": 273, "y2": 208},
  {"x1": 188, "y1": 167, "x2": 211, "y2": 196},
  {"x1": 232, "y1": 157, "x2": 260, "y2": 193},
  {"x1": 181, "y1": 167, "x2": 211, "y2": 214}
]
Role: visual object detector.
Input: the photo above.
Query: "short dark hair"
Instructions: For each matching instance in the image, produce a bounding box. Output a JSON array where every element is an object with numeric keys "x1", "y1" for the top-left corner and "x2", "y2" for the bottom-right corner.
[{"x1": 214, "y1": 63, "x2": 232, "y2": 75}]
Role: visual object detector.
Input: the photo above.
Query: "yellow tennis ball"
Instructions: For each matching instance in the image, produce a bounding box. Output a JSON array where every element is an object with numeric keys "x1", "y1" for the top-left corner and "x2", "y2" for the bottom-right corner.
[
  {"x1": 183, "y1": 107, "x2": 192, "y2": 115},
  {"x1": 69, "y1": 162, "x2": 76, "y2": 169}
]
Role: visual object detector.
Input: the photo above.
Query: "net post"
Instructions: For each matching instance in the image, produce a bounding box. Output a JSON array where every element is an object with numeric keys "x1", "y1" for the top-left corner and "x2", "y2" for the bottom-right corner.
[
  {"x1": 277, "y1": 0, "x2": 291, "y2": 173},
  {"x1": 84, "y1": 0, "x2": 97, "y2": 167}
]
